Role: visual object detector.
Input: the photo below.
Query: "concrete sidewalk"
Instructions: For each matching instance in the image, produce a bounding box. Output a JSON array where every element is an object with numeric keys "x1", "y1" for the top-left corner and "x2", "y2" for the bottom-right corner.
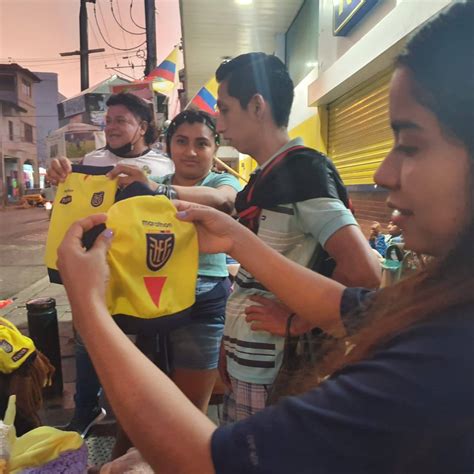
[
  {"x1": 0, "y1": 276, "x2": 222, "y2": 466},
  {"x1": 0, "y1": 277, "x2": 118, "y2": 465},
  {"x1": 0, "y1": 276, "x2": 77, "y2": 427},
  {"x1": 0, "y1": 276, "x2": 71, "y2": 328}
]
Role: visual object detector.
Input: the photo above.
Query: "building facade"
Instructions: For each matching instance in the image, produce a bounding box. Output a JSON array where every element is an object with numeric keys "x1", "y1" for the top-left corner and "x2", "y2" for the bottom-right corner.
[
  {"x1": 180, "y1": 0, "x2": 452, "y2": 229},
  {"x1": 33, "y1": 72, "x2": 61, "y2": 173},
  {"x1": 289, "y1": 0, "x2": 451, "y2": 231},
  {"x1": 0, "y1": 64, "x2": 41, "y2": 205}
]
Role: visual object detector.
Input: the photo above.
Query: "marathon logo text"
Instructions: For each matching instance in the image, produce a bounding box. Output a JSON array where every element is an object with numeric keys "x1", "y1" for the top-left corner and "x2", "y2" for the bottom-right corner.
[{"x1": 142, "y1": 220, "x2": 172, "y2": 229}]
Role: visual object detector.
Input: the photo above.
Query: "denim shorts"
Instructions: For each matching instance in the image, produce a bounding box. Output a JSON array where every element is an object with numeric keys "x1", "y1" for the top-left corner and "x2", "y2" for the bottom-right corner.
[{"x1": 169, "y1": 277, "x2": 231, "y2": 370}]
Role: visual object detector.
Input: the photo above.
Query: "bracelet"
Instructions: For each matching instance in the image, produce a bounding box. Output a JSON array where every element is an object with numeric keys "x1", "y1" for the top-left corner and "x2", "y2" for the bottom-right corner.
[{"x1": 154, "y1": 184, "x2": 178, "y2": 200}]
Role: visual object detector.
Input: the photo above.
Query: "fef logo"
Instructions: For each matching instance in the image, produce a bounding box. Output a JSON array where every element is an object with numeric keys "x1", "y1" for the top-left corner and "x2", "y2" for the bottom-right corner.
[
  {"x1": 91, "y1": 191, "x2": 104, "y2": 207},
  {"x1": 60, "y1": 195, "x2": 72, "y2": 205},
  {"x1": 0, "y1": 339, "x2": 13, "y2": 353},
  {"x1": 146, "y1": 233, "x2": 174, "y2": 271}
]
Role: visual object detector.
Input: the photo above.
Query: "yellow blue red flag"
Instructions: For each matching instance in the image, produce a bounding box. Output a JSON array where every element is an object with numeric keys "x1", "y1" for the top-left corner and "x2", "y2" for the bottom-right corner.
[
  {"x1": 145, "y1": 47, "x2": 179, "y2": 94},
  {"x1": 188, "y1": 76, "x2": 218, "y2": 115}
]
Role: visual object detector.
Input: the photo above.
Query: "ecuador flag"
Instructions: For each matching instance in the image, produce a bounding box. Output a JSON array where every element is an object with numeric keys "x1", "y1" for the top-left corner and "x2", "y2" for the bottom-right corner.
[
  {"x1": 188, "y1": 76, "x2": 218, "y2": 115},
  {"x1": 145, "y1": 47, "x2": 179, "y2": 94}
]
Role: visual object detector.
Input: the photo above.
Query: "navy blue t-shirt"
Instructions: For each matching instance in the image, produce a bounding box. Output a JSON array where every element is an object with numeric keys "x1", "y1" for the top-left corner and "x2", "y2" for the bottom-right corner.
[{"x1": 211, "y1": 289, "x2": 474, "y2": 473}]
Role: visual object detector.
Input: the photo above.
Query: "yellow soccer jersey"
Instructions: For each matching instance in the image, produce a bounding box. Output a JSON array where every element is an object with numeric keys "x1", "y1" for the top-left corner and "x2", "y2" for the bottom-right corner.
[
  {"x1": 45, "y1": 165, "x2": 118, "y2": 282},
  {"x1": 105, "y1": 195, "x2": 198, "y2": 320},
  {"x1": 0, "y1": 318, "x2": 36, "y2": 374}
]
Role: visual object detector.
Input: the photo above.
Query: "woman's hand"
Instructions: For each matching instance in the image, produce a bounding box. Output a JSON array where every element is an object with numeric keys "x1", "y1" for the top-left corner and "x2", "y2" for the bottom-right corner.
[
  {"x1": 106, "y1": 163, "x2": 158, "y2": 191},
  {"x1": 245, "y1": 295, "x2": 314, "y2": 337},
  {"x1": 47, "y1": 157, "x2": 72, "y2": 185},
  {"x1": 175, "y1": 200, "x2": 243, "y2": 255},
  {"x1": 57, "y1": 214, "x2": 113, "y2": 318},
  {"x1": 99, "y1": 448, "x2": 153, "y2": 474}
]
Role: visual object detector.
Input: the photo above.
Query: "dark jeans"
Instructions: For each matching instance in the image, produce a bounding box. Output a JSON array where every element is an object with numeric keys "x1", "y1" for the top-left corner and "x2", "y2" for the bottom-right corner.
[
  {"x1": 73, "y1": 330, "x2": 101, "y2": 415},
  {"x1": 73, "y1": 277, "x2": 232, "y2": 413},
  {"x1": 73, "y1": 330, "x2": 170, "y2": 413}
]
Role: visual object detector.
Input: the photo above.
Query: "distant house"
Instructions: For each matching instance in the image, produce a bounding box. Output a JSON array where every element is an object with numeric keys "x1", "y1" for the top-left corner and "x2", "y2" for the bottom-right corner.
[{"x1": 0, "y1": 63, "x2": 41, "y2": 204}]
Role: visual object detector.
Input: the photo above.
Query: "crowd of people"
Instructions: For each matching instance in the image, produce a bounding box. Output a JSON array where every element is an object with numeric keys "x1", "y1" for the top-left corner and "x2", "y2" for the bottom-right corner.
[
  {"x1": 369, "y1": 211, "x2": 404, "y2": 258},
  {"x1": 43, "y1": 1, "x2": 474, "y2": 472}
]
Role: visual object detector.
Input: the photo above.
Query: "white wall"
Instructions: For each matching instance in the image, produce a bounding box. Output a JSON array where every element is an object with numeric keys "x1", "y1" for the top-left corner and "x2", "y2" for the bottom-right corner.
[
  {"x1": 317, "y1": 0, "x2": 398, "y2": 74},
  {"x1": 288, "y1": 68, "x2": 318, "y2": 131},
  {"x1": 309, "y1": 0, "x2": 452, "y2": 105}
]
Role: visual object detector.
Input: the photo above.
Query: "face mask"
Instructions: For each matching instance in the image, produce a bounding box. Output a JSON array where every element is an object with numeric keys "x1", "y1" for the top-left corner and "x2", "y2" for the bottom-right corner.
[{"x1": 105, "y1": 142, "x2": 135, "y2": 157}]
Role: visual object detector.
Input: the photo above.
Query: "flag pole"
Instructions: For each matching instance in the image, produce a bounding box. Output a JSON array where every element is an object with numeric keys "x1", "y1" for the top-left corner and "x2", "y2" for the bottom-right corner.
[{"x1": 214, "y1": 157, "x2": 248, "y2": 183}]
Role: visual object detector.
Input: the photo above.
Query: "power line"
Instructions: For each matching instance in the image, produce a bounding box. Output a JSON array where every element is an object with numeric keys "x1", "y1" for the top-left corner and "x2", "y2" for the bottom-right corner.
[
  {"x1": 129, "y1": 0, "x2": 146, "y2": 30},
  {"x1": 96, "y1": 0, "x2": 121, "y2": 61},
  {"x1": 3, "y1": 115, "x2": 63, "y2": 118},
  {"x1": 94, "y1": 2, "x2": 146, "y2": 52},
  {"x1": 110, "y1": 0, "x2": 145, "y2": 36},
  {"x1": 88, "y1": 17, "x2": 108, "y2": 71},
  {"x1": 16, "y1": 53, "x2": 117, "y2": 68},
  {"x1": 1, "y1": 53, "x2": 119, "y2": 64},
  {"x1": 114, "y1": 0, "x2": 129, "y2": 58},
  {"x1": 106, "y1": 66, "x2": 138, "y2": 81}
]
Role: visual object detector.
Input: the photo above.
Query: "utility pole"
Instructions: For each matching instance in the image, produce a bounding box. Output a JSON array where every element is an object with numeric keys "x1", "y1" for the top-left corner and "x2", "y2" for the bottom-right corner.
[
  {"x1": 144, "y1": 0, "x2": 157, "y2": 76},
  {"x1": 0, "y1": 137, "x2": 6, "y2": 208},
  {"x1": 60, "y1": 0, "x2": 105, "y2": 91}
]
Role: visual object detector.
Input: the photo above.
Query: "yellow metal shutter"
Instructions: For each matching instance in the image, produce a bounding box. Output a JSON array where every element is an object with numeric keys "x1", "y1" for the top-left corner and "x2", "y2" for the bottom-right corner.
[{"x1": 327, "y1": 70, "x2": 393, "y2": 185}]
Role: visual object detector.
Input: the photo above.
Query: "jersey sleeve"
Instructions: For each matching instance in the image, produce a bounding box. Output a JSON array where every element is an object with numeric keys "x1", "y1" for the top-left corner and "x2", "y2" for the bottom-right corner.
[
  {"x1": 295, "y1": 197, "x2": 357, "y2": 247},
  {"x1": 211, "y1": 309, "x2": 474, "y2": 474}
]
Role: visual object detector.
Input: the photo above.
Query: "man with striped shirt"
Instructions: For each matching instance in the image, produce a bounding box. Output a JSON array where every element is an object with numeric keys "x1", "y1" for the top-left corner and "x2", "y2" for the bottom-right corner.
[{"x1": 215, "y1": 53, "x2": 381, "y2": 422}]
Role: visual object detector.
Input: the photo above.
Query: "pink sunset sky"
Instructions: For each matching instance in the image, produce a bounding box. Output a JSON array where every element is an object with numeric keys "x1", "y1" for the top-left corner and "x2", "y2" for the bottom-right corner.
[{"x1": 0, "y1": 0, "x2": 181, "y2": 98}]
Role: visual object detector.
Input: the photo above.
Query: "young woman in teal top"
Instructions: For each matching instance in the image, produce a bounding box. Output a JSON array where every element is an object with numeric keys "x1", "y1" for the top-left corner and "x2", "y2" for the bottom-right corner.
[{"x1": 110, "y1": 109, "x2": 242, "y2": 412}]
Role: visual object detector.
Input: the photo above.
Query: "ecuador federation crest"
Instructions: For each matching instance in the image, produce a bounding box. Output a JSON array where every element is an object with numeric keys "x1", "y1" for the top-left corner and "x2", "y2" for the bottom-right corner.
[
  {"x1": 146, "y1": 233, "x2": 174, "y2": 271},
  {"x1": 60, "y1": 195, "x2": 72, "y2": 205},
  {"x1": 91, "y1": 191, "x2": 105, "y2": 207}
]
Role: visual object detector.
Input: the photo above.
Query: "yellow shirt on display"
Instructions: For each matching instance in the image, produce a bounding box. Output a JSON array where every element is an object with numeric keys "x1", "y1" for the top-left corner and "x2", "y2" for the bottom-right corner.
[
  {"x1": 44, "y1": 165, "x2": 118, "y2": 282},
  {"x1": 105, "y1": 195, "x2": 198, "y2": 319}
]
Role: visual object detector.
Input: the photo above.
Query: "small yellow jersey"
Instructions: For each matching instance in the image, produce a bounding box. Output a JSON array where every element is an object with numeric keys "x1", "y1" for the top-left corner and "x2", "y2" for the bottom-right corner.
[
  {"x1": 105, "y1": 195, "x2": 198, "y2": 319},
  {"x1": 0, "y1": 318, "x2": 36, "y2": 374},
  {"x1": 45, "y1": 165, "x2": 118, "y2": 282}
]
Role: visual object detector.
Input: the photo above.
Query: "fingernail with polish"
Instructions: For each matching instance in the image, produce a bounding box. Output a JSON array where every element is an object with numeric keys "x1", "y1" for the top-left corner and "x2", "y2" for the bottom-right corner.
[
  {"x1": 176, "y1": 211, "x2": 188, "y2": 218},
  {"x1": 103, "y1": 229, "x2": 114, "y2": 239}
]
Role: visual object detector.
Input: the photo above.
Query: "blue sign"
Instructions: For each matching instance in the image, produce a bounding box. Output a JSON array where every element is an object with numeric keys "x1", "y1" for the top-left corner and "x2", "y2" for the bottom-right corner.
[{"x1": 334, "y1": 0, "x2": 379, "y2": 36}]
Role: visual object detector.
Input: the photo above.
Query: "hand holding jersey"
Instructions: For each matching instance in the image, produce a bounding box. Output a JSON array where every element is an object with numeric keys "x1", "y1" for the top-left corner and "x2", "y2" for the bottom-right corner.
[
  {"x1": 49, "y1": 168, "x2": 198, "y2": 325},
  {"x1": 47, "y1": 156, "x2": 73, "y2": 185},
  {"x1": 45, "y1": 165, "x2": 118, "y2": 283},
  {"x1": 106, "y1": 195, "x2": 198, "y2": 322},
  {"x1": 107, "y1": 163, "x2": 179, "y2": 200},
  {"x1": 57, "y1": 214, "x2": 112, "y2": 319},
  {"x1": 106, "y1": 163, "x2": 157, "y2": 191}
]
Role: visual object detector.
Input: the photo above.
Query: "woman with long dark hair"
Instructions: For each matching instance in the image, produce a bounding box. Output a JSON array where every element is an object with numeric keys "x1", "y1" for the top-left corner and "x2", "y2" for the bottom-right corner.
[{"x1": 57, "y1": 2, "x2": 474, "y2": 472}]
